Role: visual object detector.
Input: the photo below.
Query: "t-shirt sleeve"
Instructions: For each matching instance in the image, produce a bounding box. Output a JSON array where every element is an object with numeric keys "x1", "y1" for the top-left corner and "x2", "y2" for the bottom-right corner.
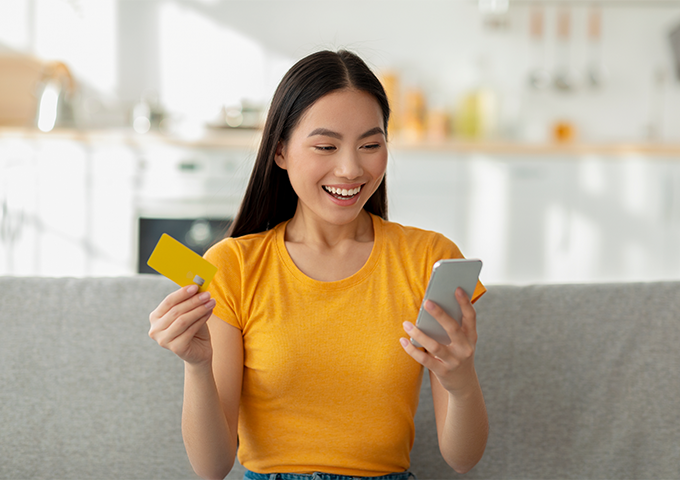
[
  {"x1": 428, "y1": 233, "x2": 486, "y2": 304},
  {"x1": 203, "y1": 238, "x2": 243, "y2": 330}
]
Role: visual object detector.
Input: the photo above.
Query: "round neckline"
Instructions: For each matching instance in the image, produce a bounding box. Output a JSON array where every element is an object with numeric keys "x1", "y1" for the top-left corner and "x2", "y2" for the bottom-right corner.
[{"x1": 275, "y1": 212, "x2": 384, "y2": 289}]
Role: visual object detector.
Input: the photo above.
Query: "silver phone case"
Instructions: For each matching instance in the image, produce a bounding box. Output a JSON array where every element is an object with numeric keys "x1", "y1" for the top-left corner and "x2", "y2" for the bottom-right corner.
[{"x1": 411, "y1": 258, "x2": 482, "y2": 348}]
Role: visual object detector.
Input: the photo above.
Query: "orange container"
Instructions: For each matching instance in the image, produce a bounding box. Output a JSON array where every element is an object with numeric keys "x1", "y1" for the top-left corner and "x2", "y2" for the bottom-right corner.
[{"x1": 553, "y1": 120, "x2": 576, "y2": 143}]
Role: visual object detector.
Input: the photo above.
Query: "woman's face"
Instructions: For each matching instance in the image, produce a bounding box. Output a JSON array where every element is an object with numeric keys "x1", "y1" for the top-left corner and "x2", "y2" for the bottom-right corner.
[{"x1": 275, "y1": 88, "x2": 388, "y2": 227}]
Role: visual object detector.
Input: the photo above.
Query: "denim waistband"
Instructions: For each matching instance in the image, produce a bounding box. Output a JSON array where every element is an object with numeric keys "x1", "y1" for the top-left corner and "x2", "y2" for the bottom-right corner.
[{"x1": 244, "y1": 469, "x2": 416, "y2": 480}]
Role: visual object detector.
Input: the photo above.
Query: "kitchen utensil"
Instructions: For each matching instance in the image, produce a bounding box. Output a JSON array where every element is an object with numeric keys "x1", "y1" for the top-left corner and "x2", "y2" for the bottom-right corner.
[
  {"x1": 647, "y1": 66, "x2": 668, "y2": 141},
  {"x1": 528, "y1": 7, "x2": 551, "y2": 90},
  {"x1": 402, "y1": 88, "x2": 427, "y2": 141},
  {"x1": 35, "y1": 61, "x2": 76, "y2": 131},
  {"x1": 669, "y1": 21, "x2": 680, "y2": 81},
  {"x1": 587, "y1": 7, "x2": 607, "y2": 88},
  {"x1": 553, "y1": 8, "x2": 575, "y2": 92}
]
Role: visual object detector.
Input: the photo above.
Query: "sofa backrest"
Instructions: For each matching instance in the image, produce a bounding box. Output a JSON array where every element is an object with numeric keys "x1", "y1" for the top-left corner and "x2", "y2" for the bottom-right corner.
[
  {"x1": 1, "y1": 276, "x2": 679, "y2": 479},
  {"x1": 459, "y1": 281, "x2": 680, "y2": 479},
  {"x1": 0, "y1": 276, "x2": 197, "y2": 479}
]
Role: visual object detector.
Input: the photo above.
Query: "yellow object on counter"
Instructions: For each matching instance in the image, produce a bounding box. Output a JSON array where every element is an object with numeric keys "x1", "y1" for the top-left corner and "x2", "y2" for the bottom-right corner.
[
  {"x1": 553, "y1": 120, "x2": 576, "y2": 143},
  {"x1": 426, "y1": 108, "x2": 450, "y2": 142},
  {"x1": 402, "y1": 88, "x2": 427, "y2": 142},
  {"x1": 454, "y1": 89, "x2": 498, "y2": 140},
  {"x1": 379, "y1": 71, "x2": 401, "y2": 138}
]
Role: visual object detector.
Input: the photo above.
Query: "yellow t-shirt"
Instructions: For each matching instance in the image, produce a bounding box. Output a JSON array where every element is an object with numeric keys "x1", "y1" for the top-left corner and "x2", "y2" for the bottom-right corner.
[{"x1": 204, "y1": 213, "x2": 485, "y2": 476}]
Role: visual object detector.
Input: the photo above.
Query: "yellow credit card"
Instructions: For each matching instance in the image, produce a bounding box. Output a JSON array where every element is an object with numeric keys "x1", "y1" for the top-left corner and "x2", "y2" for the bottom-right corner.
[{"x1": 147, "y1": 234, "x2": 217, "y2": 293}]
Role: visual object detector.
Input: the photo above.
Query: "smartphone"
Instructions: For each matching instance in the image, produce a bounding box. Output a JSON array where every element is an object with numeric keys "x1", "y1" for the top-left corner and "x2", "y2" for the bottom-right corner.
[{"x1": 411, "y1": 258, "x2": 483, "y2": 348}]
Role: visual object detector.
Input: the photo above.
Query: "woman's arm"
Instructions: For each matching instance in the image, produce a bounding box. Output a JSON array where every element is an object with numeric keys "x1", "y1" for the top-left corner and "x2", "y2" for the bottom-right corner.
[
  {"x1": 400, "y1": 289, "x2": 489, "y2": 474},
  {"x1": 149, "y1": 286, "x2": 243, "y2": 480},
  {"x1": 182, "y1": 315, "x2": 243, "y2": 479},
  {"x1": 429, "y1": 363, "x2": 488, "y2": 473}
]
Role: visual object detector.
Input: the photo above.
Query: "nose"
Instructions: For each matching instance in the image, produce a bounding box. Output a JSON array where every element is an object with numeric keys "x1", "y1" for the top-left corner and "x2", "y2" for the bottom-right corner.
[{"x1": 334, "y1": 149, "x2": 364, "y2": 180}]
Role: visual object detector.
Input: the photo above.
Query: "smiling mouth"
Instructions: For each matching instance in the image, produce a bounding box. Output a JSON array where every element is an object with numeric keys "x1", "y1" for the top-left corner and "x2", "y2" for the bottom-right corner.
[{"x1": 322, "y1": 185, "x2": 363, "y2": 200}]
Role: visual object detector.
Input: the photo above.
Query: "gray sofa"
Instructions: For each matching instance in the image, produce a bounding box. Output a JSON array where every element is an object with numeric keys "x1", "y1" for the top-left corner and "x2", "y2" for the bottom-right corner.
[{"x1": 1, "y1": 276, "x2": 679, "y2": 480}]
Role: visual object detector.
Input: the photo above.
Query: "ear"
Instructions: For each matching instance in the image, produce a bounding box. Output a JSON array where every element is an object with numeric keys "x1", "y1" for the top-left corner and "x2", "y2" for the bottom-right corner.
[{"x1": 274, "y1": 141, "x2": 287, "y2": 170}]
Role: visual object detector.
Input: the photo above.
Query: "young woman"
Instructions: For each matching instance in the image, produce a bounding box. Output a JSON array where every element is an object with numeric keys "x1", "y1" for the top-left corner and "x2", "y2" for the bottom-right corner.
[{"x1": 149, "y1": 50, "x2": 488, "y2": 480}]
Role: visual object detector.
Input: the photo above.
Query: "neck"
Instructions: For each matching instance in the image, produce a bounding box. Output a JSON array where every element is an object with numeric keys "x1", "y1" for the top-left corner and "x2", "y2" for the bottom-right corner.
[{"x1": 285, "y1": 207, "x2": 374, "y2": 249}]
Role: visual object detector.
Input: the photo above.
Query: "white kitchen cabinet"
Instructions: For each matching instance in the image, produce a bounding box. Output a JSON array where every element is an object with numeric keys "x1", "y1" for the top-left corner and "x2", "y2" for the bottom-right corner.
[
  {"x1": 388, "y1": 150, "x2": 680, "y2": 285},
  {"x1": 36, "y1": 140, "x2": 88, "y2": 275},
  {"x1": 0, "y1": 134, "x2": 137, "y2": 276},
  {"x1": 3, "y1": 130, "x2": 680, "y2": 284},
  {"x1": 0, "y1": 132, "x2": 255, "y2": 277},
  {"x1": 135, "y1": 141, "x2": 253, "y2": 220},
  {"x1": 1, "y1": 138, "x2": 39, "y2": 274},
  {"x1": 88, "y1": 141, "x2": 138, "y2": 275}
]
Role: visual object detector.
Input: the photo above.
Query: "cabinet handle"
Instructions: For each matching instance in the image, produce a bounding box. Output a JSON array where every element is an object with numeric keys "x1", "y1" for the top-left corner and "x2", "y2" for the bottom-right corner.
[
  {"x1": 178, "y1": 161, "x2": 200, "y2": 172},
  {"x1": 0, "y1": 200, "x2": 24, "y2": 244}
]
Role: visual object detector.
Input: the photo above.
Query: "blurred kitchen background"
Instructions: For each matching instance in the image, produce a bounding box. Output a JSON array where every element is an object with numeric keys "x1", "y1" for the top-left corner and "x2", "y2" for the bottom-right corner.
[{"x1": 2, "y1": 0, "x2": 680, "y2": 284}]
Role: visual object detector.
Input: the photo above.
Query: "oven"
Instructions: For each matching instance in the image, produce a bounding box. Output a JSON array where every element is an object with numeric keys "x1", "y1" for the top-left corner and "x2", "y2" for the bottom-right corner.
[{"x1": 135, "y1": 140, "x2": 254, "y2": 274}]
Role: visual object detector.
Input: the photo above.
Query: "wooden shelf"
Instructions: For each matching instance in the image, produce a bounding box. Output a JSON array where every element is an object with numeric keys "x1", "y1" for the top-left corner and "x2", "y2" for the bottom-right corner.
[
  {"x1": 388, "y1": 138, "x2": 680, "y2": 156},
  {"x1": 3, "y1": 127, "x2": 680, "y2": 156}
]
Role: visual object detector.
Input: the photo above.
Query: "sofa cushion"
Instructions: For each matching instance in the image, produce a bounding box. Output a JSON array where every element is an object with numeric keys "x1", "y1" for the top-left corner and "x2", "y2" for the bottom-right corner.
[
  {"x1": 2, "y1": 277, "x2": 679, "y2": 479},
  {"x1": 462, "y1": 282, "x2": 680, "y2": 479},
  {"x1": 0, "y1": 276, "x2": 199, "y2": 479}
]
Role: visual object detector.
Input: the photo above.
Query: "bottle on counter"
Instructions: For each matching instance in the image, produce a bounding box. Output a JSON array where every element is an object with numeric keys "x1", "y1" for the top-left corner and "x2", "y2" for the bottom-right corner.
[
  {"x1": 401, "y1": 87, "x2": 427, "y2": 142},
  {"x1": 379, "y1": 71, "x2": 402, "y2": 139},
  {"x1": 453, "y1": 56, "x2": 499, "y2": 141}
]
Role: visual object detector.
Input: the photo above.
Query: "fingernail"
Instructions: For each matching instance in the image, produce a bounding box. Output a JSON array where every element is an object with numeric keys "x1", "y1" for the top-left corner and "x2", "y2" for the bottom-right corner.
[
  {"x1": 187, "y1": 284, "x2": 198, "y2": 294},
  {"x1": 204, "y1": 299, "x2": 216, "y2": 309},
  {"x1": 403, "y1": 321, "x2": 414, "y2": 332},
  {"x1": 424, "y1": 300, "x2": 435, "y2": 311},
  {"x1": 198, "y1": 291, "x2": 211, "y2": 301},
  {"x1": 400, "y1": 338, "x2": 410, "y2": 348}
]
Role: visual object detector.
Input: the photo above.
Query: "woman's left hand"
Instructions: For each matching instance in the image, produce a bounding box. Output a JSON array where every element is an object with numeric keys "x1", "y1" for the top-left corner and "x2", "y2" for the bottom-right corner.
[{"x1": 400, "y1": 287, "x2": 478, "y2": 394}]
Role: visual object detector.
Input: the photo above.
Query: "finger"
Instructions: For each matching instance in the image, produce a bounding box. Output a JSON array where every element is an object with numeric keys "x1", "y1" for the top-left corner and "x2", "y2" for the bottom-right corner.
[
  {"x1": 455, "y1": 287, "x2": 478, "y2": 335},
  {"x1": 403, "y1": 320, "x2": 448, "y2": 358},
  {"x1": 165, "y1": 290, "x2": 215, "y2": 325},
  {"x1": 162, "y1": 307, "x2": 213, "y2": 353},
  {"x1": 150, "y1": 284, "x2": 200, "y2": 323},
  {"x1": 183, "y1": 309, "x2": 213, "y2": 340},
  {"x1": 423, "y1": 299, "x2": 462, "y2": 340},
  {"x1": 420, "y1": 299, "x2": 476, "y2": 359},
  {"x1": 163, "y1": 297, "x2": 216, "y2": 339},
  {"x1": 154, "y1": 299, "x2": 216, "y2": 349},
  {"x1": 150, "y1": 295, "x2": 212, "y2": 341},
  {"x1": 399, "y1": 337, "x2": 441, "y2": 370},
  {"x1": 149, "y1": 292, "x2": 215, "y2": 339}
]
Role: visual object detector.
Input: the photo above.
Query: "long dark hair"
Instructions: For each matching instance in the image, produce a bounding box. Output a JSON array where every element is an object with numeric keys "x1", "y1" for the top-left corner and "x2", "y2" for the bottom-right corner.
[{"x1": 227, "y1": 50, "x2": 390, "y2": 238}]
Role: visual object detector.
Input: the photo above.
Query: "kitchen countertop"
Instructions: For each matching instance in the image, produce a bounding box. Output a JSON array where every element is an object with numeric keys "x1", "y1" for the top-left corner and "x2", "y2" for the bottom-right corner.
[{"x1": 2, "y1": 127, "x2": 680, "y2": 156}]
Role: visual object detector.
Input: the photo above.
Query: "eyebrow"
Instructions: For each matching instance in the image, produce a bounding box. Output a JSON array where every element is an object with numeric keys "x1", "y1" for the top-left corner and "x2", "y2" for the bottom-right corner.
[{"x1": 307, "y1": 126, "x2": 385, "y2": 140}]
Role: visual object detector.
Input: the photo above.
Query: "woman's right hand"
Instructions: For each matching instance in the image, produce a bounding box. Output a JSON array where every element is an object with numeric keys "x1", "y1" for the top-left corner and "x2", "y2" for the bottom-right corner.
[{"x1": 148, "y1": 284, "x2": 216, "y2": 366}]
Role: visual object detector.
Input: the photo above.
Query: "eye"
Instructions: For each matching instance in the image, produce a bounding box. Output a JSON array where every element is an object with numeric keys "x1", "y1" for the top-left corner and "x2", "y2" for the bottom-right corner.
[
  {"x1": 314, "y1": 145, "x2": 336, "y2": 152},
  {"x1": 361, "y1": 143, "x2": 381, "y2": 150}
]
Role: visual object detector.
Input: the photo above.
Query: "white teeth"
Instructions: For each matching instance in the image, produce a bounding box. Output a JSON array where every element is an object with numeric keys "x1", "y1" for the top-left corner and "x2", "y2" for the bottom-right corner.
[{"x1": 324, "y1": 186, "x2": 361, "y2": 197}]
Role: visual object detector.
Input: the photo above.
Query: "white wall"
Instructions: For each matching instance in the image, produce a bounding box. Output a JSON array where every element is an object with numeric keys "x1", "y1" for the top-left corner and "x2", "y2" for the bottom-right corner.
[
  {"x1": 3, "y1": 0, "x2": 680, "y2": 142},
  {"x1": 198, "y1": 0, "x2": 680, "y2": 143},
  {"x1": 387, "y1": 149, "x2": 680, "y2": 285}
]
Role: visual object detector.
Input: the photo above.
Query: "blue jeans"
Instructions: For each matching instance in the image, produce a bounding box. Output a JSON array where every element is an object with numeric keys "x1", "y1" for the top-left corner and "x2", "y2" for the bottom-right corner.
[{"x1": 244, "y1": 469, "x2": 416, "y2": 480}]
